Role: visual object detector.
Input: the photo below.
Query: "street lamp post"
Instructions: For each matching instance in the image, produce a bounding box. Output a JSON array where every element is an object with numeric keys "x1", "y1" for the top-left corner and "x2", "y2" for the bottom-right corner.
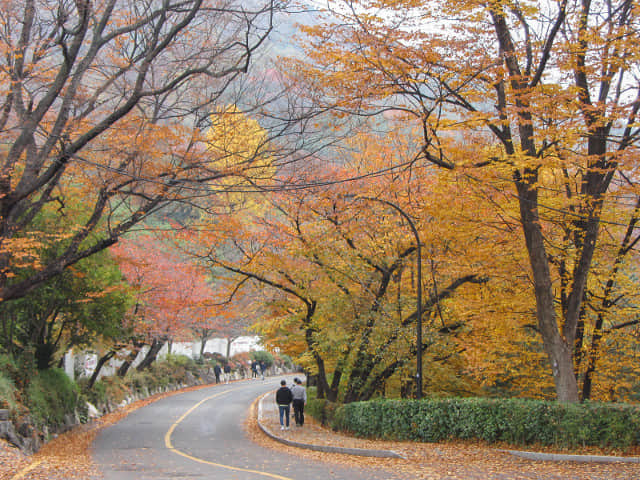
[{"x1": 354, "y1": 196, "x2": 423, "y2": 400}]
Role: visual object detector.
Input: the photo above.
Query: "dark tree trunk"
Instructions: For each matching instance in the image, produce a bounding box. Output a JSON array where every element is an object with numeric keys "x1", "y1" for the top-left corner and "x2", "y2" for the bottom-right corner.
[
  {"x1": 308, "y1": 327, "x2": 338, "y2": 401},
  {"x1": 136, "y1": 338, "x2": 165, "y2": 371},
  {"x1": 226, "y1": 337, "x2": 234, "y2": 359},
  {"x1": 35, "y1": 342, "x2": 56, "y2": 370},
  {"x1": 117, "y1": 340, "x2": 145, "y2": 377},
  {"x1": 581, "y1": 199, "x2": 640, "y2": 400},
  {"x1": 199, "y1": 337, "x2": 207, "y2": 359},
  {"x1": 356, "y1": 360, "x2": 404, "y2": 402},
  {"x1": 88, "y1": 350, "x2": 116, "y2": 388}
]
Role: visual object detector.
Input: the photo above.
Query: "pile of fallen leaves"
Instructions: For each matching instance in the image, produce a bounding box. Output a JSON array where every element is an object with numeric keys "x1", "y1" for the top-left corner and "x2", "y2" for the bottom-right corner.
[{"x1": 1, "y1": 440, "x2": 29, "y2": 480}]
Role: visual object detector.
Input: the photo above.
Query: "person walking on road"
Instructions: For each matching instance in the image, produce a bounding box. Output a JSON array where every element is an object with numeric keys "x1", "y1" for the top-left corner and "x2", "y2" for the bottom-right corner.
[
  {"x1": 275, "y1": 380, "x2": 293, "y2": 430},
  {"x1": 213, "y1": 364, "x2": 221, "y2": 384},
  {"x1": 291, "y1": 377, "x2": 307, "y2": 427},
  {"x1": 223, "y1": 363, "x2": 231, "y2": 384}
]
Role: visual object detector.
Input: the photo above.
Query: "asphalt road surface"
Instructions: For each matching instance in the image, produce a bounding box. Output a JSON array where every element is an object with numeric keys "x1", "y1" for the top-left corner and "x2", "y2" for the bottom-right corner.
[{"x1": 92, "y1": 377, "x2": 402, "y2": 480}]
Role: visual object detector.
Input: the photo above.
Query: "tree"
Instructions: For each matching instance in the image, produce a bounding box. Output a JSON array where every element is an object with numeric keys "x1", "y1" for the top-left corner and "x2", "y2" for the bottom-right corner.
[
  {"x1": 0, "y1": 246, "x2": 133, "y2": 370},
  {"x1": 182, "y1": 128, "x2": 489, "y2": 401},
  {"x1": 183, "y1": 273, "x2": 237, "y2": 360},
  {"x1": 290, "y1": 0, "x2": 640, "y2": 402},
  {"x1": 212, "y1": 286, "x2": 259, "y2": 359},
  {"x1": 111, "y1": 235, "x2": 215, "y2": 371},
  {"x1": 0, "y1": 0, "x2": 278, "y2": 306}
]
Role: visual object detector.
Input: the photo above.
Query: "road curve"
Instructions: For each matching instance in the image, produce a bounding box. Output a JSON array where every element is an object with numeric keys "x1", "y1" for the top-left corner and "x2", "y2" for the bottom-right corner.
[{"x1": 92, "y1": 377, "x2": 402, "y2": 480}]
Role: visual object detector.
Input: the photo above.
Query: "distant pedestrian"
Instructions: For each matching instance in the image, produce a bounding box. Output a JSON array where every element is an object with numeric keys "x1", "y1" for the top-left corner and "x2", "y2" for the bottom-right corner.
[
  {"x1": 223, "y1": 363, "x2": 231, "y2": 384},
  {"x1": 260, "y1": 361, "x2": 266, "y2": 380},
  {"x1": 251, "y1": 361, "x2": 258, "y2": 379},
  {"x1": 213, "y1": 364, "x2": 221, "y2": 383},
  {"x1": 291, "y1": 377, "x2": 307, "y2": 426},
  {"x1": 275, "y1": 379, "x2": 293, "y2": 430}
]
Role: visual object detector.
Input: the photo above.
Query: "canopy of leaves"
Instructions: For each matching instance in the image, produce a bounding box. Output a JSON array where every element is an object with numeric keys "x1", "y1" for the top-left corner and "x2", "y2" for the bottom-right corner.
[
  {"x1": 283, "y1": 0, "x2": 640, "y2": 402},
  {"x1": 0, "y1": 0, "x2": 279, "y2": 304}
]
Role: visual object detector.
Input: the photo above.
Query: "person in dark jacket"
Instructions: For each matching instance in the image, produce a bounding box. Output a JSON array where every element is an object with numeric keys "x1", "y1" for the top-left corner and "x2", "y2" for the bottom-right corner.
[
  {"x1": 275, "y1": 380, "x2": 293, "y2": 430},
  {"x1": 223, "y1": 363, "x2": 231, "y2": 384},
  {"x1": 213, "y1": 364, "x2": 221, "y2": 383}
]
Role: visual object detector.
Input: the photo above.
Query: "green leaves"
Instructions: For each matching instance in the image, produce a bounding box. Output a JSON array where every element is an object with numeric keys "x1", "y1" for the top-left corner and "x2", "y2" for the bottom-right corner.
[{"x1": 314, "y1": 396, "x2": 640, "y2": 449}]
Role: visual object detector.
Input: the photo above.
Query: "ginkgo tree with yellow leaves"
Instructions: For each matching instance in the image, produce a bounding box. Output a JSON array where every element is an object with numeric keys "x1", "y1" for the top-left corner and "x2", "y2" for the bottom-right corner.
[
  {"x1": 289, "y1": 0, "x2": 640, "y2": 402},
  {"x1": 206, "y1": 105, "x2": 277, "y2": 213}
]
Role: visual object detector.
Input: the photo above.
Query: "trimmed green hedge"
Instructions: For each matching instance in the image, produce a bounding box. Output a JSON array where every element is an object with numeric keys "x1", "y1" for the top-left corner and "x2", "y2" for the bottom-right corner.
[{"x1": 308, "y1": 397, "x2": 640, "y2": 449}]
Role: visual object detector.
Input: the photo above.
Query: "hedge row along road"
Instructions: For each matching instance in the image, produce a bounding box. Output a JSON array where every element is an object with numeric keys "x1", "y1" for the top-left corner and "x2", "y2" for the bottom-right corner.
[{"x1": 91, "y1": 377, "x2": 402, "y2": 480}]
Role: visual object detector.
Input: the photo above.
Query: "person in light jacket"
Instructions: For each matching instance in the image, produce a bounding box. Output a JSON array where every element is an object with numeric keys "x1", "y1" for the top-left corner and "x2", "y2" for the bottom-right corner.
[{"x1": 290, "y1": 377, "x2": 307, "y2": 427}]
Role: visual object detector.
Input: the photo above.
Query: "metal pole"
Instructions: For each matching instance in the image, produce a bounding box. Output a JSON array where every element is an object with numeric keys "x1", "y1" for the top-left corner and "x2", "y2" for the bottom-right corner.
[{"x1": 416, "y1": 232, "x2": 422, "y2": 400}]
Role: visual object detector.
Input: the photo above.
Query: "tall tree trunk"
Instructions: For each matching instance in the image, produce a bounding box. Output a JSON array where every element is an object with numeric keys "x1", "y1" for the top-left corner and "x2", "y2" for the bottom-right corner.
[
  {"x1": 581, "y1": 314, "x2": 604, "y2": 401},
  {"x1": 88, "y1": 350, "x2": 116, "y2": 389},
  {"x1": 226, "y1": 337, "x2": 233, "y2": 359},
  {"x1": 199, "y1": 337, "x2": 207, "y2": 359},
  {"x1": 305, "y1": 326, "x2": 338, "y2": 401},
  {"x1": 491, "y1": 4, "x2": 593, "y2": 403},
  {"x1": 117, "y1": 340, "x2": 145, "y2": 377},
  {"x1": 516, "y1": 179, "x2": 580, "y2": 402},
  {"x1": 136, "y1": 338, "x2": 165, "y2": 371},
  {"x1": 581, "y1": 199, "x2": 640, "y2": 400}
]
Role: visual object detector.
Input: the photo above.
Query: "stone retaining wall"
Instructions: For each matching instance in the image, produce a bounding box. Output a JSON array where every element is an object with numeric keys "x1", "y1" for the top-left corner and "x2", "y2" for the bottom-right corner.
[{"x1": 0, "y1": 378, "x2": 211, "y2": 454}]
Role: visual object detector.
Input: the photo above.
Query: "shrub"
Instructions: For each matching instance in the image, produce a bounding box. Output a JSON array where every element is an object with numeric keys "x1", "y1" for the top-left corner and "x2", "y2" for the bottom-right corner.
[
  {"x1": 306, "y1": 398, "x2": 328, "y2": 424},
  {"x1": 128, "y1": 369, "x2": 155, "y2": 391},
  {"x1": 149, "y1": 354, "x2": 202, "y2": 388},
  {"x1": 308, "y1": 396, "x2": 640, "y2": 449},
  {"x1": 79, "y1": 375, "x2": 129, "y2": 407},
  {"x1": 250, "y1": 350, "x2": 274, "y2": 368},
  {"x1": 271, "y1": 353, "x2": 293, "y2": 369},
  {"x1": 26, "y1": 368, "x2": 83, "y2": 428},
  {"x1": 164, "y1": 354, "x2": 197, "y2": 371},
  {"x1": 0, "y1": 353, "x2": 36, "y2": 391},
  {"x1": 0, "y1": 371, "x2": 17, "y2": 410}
]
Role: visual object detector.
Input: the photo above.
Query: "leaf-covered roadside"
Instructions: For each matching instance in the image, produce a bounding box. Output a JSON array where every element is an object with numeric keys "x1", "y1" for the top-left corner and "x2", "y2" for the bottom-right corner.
[
  {"x1": 0, "y1": 384, "x2": 211, "y2": 480},
  {"x1": 252, "y1": 397, "x2": 640, "y2": 480}
]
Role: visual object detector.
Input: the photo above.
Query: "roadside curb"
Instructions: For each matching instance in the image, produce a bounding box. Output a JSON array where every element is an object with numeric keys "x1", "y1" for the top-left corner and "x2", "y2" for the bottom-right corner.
[
  {"x1": 500, "y1": 449, "x2": 640, "y2": 464},
  {"x1": 256, "y1": 392, "x2": 405, "y2": 459}
]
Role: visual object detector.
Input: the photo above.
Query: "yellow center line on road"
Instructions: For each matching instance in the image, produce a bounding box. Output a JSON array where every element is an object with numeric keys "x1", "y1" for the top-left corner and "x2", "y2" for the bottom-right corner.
[
  {"x1": 164, "y1": 387, "x2": 294, "y2": 480},
  {"x1": 10, "y1": 459, "x2": 43, "y2": 480}
]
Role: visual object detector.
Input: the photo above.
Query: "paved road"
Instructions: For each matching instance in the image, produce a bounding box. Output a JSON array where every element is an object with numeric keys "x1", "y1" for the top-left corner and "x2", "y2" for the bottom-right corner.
[{"x1": 92, "y1": 377, "x2": 402, "y2": 480}]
